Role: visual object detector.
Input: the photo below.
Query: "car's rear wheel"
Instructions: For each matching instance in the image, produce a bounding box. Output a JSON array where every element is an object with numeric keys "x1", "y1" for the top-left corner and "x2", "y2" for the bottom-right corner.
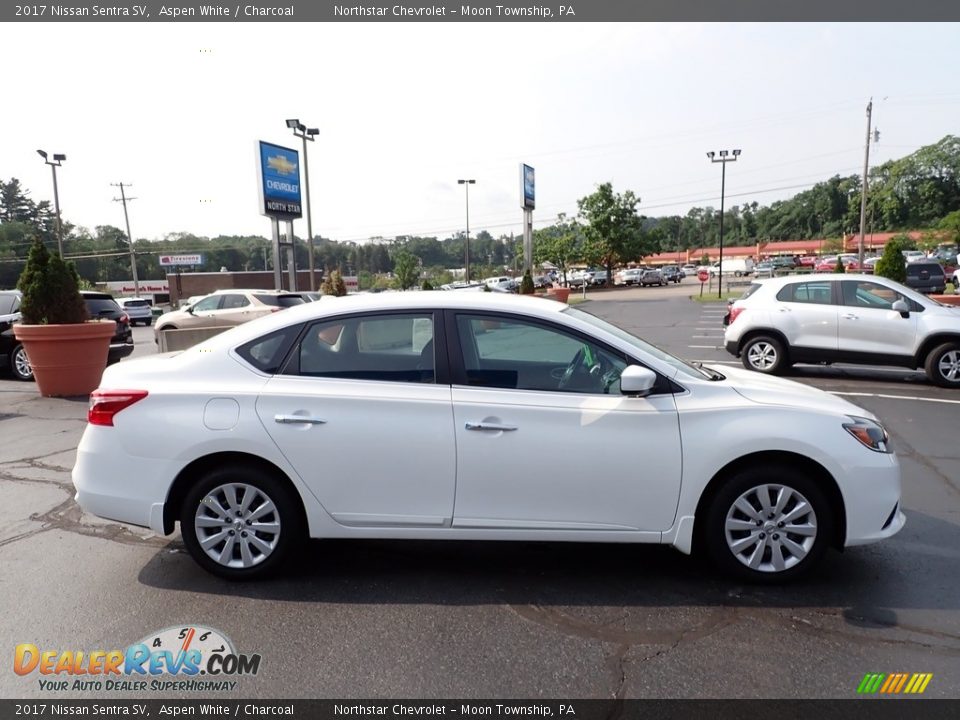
[
  {"x1": 925, "y1": 342, "x2": 960, "y2": 388},
  {"x1": 705, "y1": 467, "x2": 832, "y2": 582},
  {"x1": 180, "y1": 465, "x2": 304, "y2": 580},
  {"x1": 11, "y1": 343, "x2": 33, "y2": 381},
  {"x1": 741, "y1": 335, "x2": 787, "y2": 374}
]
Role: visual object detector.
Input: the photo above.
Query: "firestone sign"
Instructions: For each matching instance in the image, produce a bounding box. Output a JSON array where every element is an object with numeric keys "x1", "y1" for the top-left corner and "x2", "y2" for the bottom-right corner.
[
  {"x1": 257, "y1": 141, "x2": 302, "y2": 220},
  {"x1": 159, "y1": 254, "x2": 204, "y2": 267}
]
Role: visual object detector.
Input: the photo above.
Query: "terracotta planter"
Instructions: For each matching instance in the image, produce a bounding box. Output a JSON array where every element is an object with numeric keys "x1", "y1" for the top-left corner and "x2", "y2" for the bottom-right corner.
[
  {"x1": 14, "y1": 321, "x2": 115, "y2": 397},
  {"x1": 548, "y1": 287, "x2": 571, "y2": 303}
]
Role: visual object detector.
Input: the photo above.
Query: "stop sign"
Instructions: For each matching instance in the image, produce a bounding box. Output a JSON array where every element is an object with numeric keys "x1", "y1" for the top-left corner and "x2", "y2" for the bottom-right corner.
[{"x1": 697, "y1": 270, "x2": 709, "y2": 282}]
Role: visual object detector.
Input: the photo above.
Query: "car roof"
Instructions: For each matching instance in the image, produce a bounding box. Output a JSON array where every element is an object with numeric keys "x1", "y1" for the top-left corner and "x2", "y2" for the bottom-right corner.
[{"x1": 198, "y1": 291, "x2": 570, "y2": 350}]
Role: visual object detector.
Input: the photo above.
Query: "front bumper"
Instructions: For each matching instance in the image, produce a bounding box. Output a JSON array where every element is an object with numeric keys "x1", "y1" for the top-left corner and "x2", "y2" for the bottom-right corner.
[{"x1": 841, "y1": 451, "x2": 904, "y2": 547}]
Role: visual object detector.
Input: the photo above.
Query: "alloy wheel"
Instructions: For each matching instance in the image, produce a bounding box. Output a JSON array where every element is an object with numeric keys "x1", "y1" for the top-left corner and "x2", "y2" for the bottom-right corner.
[
  {"x1": 724, "y1": 483, "x2": 818, "y2": 573},
  {"x1": 746, "y1": 341, "x2": 778, "y2": 371},
  {"x1": 194, "y1": 482, "x2": 282, "y2": 569},
  {"x1": 938, "y1": 349, "x2": 960, "y2": 383}
]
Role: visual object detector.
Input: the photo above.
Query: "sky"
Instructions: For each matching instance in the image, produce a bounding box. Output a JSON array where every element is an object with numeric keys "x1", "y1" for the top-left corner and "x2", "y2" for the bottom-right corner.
[{"x1": 4, "y1": 22, "x2": 959, "y2": 246}]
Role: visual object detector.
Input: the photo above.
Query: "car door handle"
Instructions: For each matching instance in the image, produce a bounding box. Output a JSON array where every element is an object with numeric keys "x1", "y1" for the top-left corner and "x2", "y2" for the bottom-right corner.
[
  {"x1": 841, "y1": 313, "x2": 858, "y2": 320},
  {"x1": 465, "y1": 422, "x2": 518, "y2": 432},
  {"x1": 778, "y1": 307, "x2": 791, "y2": 312},
  {"x1": 274, "y1": 414, "x2": 327, "y2": 425}
]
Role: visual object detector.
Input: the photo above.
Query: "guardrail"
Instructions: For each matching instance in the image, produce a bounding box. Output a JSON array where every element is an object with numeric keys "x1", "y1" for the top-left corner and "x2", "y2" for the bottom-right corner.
[{"x1": 157, "y1": 327, "x2": 229, "y2": 352}]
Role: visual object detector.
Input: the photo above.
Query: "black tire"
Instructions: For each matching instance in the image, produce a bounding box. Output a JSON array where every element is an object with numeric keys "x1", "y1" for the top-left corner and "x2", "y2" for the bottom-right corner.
[
  {"x1": 924, "y1": 342, "x2": 960, "y2": 389},
  {"x1": 703, "y1": 465, "x2": 834, "y2": 583},
  {"x1": 10, "y1": 343, "x2": 34, "y2": 381},
  {"x1": 741, "y1": 335, "x2": 788, "y2": 375},
  {"x1": 180, "y1": 464, "x2": 304, "y2": 580}
]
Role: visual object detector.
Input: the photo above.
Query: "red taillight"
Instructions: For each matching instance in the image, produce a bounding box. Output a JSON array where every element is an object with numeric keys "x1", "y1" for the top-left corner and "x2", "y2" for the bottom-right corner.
[
  {"x1": 88, "y1": 389, "x2": 149, "y2": 426},
  {"x1": 119, "y1": 313, "x2": 129, "y2": 324},
  {"x1": 728, "y1": 306, "x2": 745, "y2": 325}
]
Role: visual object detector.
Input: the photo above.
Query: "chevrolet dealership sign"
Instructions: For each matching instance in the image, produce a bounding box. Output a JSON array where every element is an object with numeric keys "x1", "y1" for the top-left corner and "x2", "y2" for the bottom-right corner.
[{"x1": 257, "y1": 141, "x2": 302, "y2": 219}]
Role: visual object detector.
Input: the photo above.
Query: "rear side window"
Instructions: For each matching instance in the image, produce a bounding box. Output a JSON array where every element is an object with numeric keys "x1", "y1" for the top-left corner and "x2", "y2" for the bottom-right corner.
[
  {"x1": 776, "y1": 281, "x2": 833, "y2": 305},
  {"x1": 255, "y1": 294, "x2": 305, "y2": 307}
]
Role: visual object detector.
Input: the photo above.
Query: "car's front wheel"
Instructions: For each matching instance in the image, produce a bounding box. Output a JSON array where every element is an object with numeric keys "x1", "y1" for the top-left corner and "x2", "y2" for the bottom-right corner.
[
  {"x1": 704, "y1": 467, "x2": 833, "y2": 582},
  {"x1": 925, "y1": 342, "x2": 960, "y2": 388},
  {"x1": 741, "y1": 335, "x2": 787, "y2": 374},
  {"x1": 180, "y1": 465, "x2": 304, "y2": 580},
  {"x1": 10, "y1": 343, "x2": 33, "y2": 381}
]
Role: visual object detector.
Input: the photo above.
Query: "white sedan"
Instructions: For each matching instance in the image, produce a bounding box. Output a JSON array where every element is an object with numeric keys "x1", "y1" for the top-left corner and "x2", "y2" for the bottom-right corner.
[{"x1": 73, "y1": 293, "x2": 903, "y2": 582}]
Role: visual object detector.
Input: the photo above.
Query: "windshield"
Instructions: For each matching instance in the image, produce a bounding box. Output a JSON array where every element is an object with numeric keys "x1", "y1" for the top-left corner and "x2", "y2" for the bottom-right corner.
[{"x1": 562, "y1": 306, "x2": 712, "y2": 380}]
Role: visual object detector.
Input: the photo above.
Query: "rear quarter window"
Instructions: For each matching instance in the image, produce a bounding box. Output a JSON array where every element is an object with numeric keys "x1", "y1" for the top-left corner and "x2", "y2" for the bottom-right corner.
[{"x1": 236, "y1": 325, "x2": 302, "y2": 374}]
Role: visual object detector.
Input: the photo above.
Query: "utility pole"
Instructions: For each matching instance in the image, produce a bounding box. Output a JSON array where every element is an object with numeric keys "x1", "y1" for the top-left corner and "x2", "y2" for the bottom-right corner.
[
  {"x1": 112, "y1": 182, "x2": 140, "y2": 296},
  {"x1": 857, "y1": 100, "x2": 873, "y2": 269}
]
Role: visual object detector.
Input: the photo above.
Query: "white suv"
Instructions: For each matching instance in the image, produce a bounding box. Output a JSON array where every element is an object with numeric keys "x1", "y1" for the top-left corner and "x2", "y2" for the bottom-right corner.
[{"x1": 724, "y1": 274, "x2": 960, "y2": 388}]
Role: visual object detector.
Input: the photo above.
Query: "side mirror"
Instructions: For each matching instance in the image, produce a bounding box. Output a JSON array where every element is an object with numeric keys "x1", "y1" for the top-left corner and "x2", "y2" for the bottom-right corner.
[
  {"x1": 891, "y1": 300, "x2": 909, "y2": 318},
  {"x1": 620, "y1": 365, "x2": 657, "y2": 397}
]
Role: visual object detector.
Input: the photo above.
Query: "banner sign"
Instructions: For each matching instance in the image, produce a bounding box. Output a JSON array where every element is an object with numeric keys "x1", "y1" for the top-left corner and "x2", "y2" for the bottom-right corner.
[
  {"x1": 258, "y1": 141, "x2": 303, "y2": 219},
  {"x1": 521, "y1": 163, "x2": 535, "y2": 210},
  {"x1": 159, "y1": 254, "x2": 204, "y2": 266}
]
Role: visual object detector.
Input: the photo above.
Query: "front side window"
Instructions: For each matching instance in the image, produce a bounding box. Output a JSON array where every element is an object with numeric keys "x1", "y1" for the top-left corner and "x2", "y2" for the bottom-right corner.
[
  {"x1": 455, "y1": 314, "x2": 626, "y2": 394},
  {"x1": 290, "y1": 313, "x2": 435, "y2": 384},
  {"x1": 776, "y1": 281, "x2": 834, "y2": 305},
  {"x1": 840, "y1": 280, "x2": 922, "y2": 312},
  {"x1": 192, "y1": 296, "x2": 221, "y2": 312}
]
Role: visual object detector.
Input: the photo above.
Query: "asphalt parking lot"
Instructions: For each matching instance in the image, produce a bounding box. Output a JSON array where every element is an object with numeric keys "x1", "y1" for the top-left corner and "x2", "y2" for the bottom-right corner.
[{"x1": 1, "y1": 286, "x2": 958, "y2": 699}]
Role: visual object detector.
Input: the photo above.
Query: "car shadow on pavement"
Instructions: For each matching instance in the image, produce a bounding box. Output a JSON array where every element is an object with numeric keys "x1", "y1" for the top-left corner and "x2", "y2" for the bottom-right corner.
[{"x1": 136, "y1": 508, "x2": 959, "y2": 617}]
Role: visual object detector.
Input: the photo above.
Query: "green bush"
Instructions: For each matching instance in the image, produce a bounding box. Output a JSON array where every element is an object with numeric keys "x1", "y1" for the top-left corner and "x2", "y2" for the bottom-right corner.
[
  {"x1": 421, "y1": 279, "x2": 434, "y2": 291},
  {"x1": 17, "y1": 236, "x2": 88, "y2": 325},
  {"x1": 520, "y1": 271, "x2": 535, "y2": 295},
  {"x1": 320, "y1": 269, "x2": 348, "y2": 296},
  {"x1": 835, "y1": 258, "x2": 845, "y2": 274},
  {"x1": 874, "y1": 239, "x2": 908, "y2": 284}
]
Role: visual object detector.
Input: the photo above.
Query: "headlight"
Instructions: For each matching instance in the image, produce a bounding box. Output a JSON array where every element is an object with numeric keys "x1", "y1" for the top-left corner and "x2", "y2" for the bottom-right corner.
[{"x1": 843, "y1": 416, "x2": 891, "y2": 453}]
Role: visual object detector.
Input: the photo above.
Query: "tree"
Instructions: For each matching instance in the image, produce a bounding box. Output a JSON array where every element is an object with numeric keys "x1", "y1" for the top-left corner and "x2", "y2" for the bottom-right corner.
[
  {"x1": 534, "y1": 213, "x2": 582, "y2": 285},
  {"x1": 874, "y1": 236, "x2": 910, "y2": 284},
  {"x1": 939, "y1": 210, "x2": 960, "y2": 253},
  {"x1": 321, "y1": 269, "x2": 348, "y2": 296},
  {"x1": 577, "y1": 183, "x2": 648, "y2": 284},
  {"x1": 392, "y1": 248, "x2": 419, "y2": 290}
]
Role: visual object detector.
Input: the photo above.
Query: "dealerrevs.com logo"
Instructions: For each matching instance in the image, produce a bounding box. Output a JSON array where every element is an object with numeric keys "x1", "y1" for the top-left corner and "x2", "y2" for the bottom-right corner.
[{"x1": 14, "y1": 625, "x2": 261, "y2": 693}]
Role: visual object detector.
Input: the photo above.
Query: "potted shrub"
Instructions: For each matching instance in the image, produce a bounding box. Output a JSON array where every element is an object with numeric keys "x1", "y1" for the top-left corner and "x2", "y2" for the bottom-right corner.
[{"x1": 13, "y1": 237, "x2": 115, "y2": 397}]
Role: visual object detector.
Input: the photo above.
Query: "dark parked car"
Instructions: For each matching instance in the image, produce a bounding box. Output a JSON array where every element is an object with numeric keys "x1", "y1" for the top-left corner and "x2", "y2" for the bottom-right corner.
[
  {"x1": 80, "y1": 291, "x2": 134, "y2": 365},
  {"x1": 660, "y1": 266, "x2": 683, "y2": 283},
  {"x1": 0, "y1": 290, "x2": 31, "y2": 381},
  {"x1": 905, "y1": 261, "x2": 946, "y2": 295},
  {"x1": 639, "y1": 269, "x2": 665, "y2": 287}
]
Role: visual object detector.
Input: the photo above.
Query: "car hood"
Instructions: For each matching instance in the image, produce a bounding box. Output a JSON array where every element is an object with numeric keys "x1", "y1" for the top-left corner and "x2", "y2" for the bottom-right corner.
[{"x1": 704, "y1": 364, "x2": 878, "y2": 421}]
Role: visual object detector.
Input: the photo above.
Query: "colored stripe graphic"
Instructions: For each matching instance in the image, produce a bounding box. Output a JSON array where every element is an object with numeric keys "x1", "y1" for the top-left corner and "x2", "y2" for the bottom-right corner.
[{"x1": 857, "y1": 673, "x2": 932, "y2": 694}]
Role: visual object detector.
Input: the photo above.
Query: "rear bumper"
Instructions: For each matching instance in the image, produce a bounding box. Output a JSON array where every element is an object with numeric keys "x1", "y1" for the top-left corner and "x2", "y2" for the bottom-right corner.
[
  {"x1": 108, "y1": 341, "x2": 135, "y2": 362},
  {"x1": 724, "y1": 339, "x2": 739, "y2": 357}
]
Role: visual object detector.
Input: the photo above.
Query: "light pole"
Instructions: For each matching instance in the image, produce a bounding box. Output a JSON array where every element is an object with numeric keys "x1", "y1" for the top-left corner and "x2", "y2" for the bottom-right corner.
[
  {"x1": 706, "y1": 149, "x2": 741, "y2": 299},
  {"x1": 458, "y1": 179, "x2": 475, "y2": 282},
  {"x1": 286, "y1": 119, "x2": 319, "y2": 290},
  {"x1": 37, "y1": 150, "x2": 66, "y2": 257}
]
